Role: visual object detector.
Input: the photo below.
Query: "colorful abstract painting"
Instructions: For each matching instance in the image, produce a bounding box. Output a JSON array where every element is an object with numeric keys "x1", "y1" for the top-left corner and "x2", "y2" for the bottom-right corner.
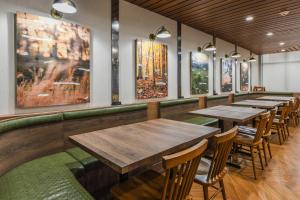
[
  {"x1": 190, "y1": 52, "x2": 209, "y2": 95},
  {"x1": 240, "y1": 62, "x2": 249, "y2": 91},
  {"x1": 136, "y1": 40, "x2": 168, "y2": 99},
  {"x1": 15, "y1": 12, "x2": 90, "y2": 108},
  {"x1": 221, "y1": 58, "x2": 233, "y2": 92}
]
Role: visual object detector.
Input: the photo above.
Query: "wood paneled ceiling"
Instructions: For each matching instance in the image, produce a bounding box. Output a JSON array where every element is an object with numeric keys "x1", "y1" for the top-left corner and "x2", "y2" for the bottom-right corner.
[{"x1": 125, "y1": 0, "x2": 300, "y2": 54}]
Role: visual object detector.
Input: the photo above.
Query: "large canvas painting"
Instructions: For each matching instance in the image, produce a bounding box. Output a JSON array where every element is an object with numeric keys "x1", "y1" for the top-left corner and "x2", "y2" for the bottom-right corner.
[
  {"x1": 220, "y1": 58, "x2": 233, "y2": 92},
  {"x1": 190, "y1": 52, "x2": 209, "y2": 95},
  {"x1": 136, "y1": 40, "x2": 168, "y2": 99},
  {"x1": 240, "y1": 62, "x2": 249, "y2": 91},
  {"x1": 15, "y1": 12, "x2": 91, "y2": 108}
]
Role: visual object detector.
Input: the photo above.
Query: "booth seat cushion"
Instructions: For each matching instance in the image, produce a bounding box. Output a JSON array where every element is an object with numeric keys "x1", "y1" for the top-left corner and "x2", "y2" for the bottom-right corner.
[
  {"x1": 0, "y1": 113, "x2": 64, "y2": 134},
  {"x1": 66, "y1": 148, "x2": 100, "y2": 170},
  {"x1": 184, "y1": 117, "x2": 218, "y2": 126},
  {"x1": 63, "y1": 104, "x2": 147, "y2": 120},
  {"x1": 0, "y1": 152, "x2": 94, "y2": 200}
]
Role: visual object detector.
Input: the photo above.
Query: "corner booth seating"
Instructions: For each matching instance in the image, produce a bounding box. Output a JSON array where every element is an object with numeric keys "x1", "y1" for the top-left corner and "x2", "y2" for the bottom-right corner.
[{"x1": 0, "y1": 92, "x2": 295, "y2": 199}]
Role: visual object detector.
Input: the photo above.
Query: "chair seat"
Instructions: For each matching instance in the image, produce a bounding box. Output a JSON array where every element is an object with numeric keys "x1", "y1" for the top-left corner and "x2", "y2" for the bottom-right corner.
[
  {"x1": 111, "y1": 170, "x2": 164, "y2": 200},
  {"x1": 273, "y1": 118, "x2": 284, "y2": 124},
  {"x1": 234, "y1": 133, "x2": 261, "y2": 145},
  {"x1": 238, "y1": 126, "x2": 256, "y2": 136}
]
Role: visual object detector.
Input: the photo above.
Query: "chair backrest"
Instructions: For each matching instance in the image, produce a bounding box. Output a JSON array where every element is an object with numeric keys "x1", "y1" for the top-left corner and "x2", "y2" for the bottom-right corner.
[
  {"x1": 279, "y1": 103, "x2": 290, "y2": 122},
  {"x1": 293, "y1": 97, "x2": 300, "y2": 111},
  {"x1": 253, "y1": 112, "x2": 270, "y2": 143},
  {"x1": 207, "y1": 127, "x2": 237, "y2": 182},
  {"x1": 264, "y1": 108, "x2": 277, "y2": 135},
  {"x1": 161, "y1": 139, "x2": 208, "y2": 200}
]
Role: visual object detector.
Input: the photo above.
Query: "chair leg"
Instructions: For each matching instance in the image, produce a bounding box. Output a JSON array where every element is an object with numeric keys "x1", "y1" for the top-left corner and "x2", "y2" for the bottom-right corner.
[
  {"x1": 219, "y1": 180, "x2": 227, "y2": 200},
  {"x1": 267, "y1": 138, "x2": 272, "y2": 159},
  {"x1": 276, "y1": 125, "x2": 283, "y2": 145},
  {"x1": 203, "y1": 186, "x2": 209, "y2": 200},
  {"x1": 257, "y1": 145, "x2": 264, "y2": 170},
  {"x1": 262, "y1": 141, "x2": 268, "y2": 166},
  {"x1": 285, "y1": 124, "x2": 290, "y2": 137},
  {"x1": 250, "y1": 146, "x2": 257, "y2": 180}
]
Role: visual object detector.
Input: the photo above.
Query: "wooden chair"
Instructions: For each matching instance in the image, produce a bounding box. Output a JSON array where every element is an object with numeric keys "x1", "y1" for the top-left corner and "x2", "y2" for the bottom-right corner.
[
  {"x1": 234, "y1": 112, "x2": 270, "y2": 179},
  {"x1": 111, "y1": 139, "x2": 208, "y2": 200},
  {"x1": 238, "y1": 109, "x2": 277, "y2": 166},
  {"x1": 290, "y1": 97, "x2": 300, "y2": 126},
  {"x1": 194, "y1": 127, "x2": 237, "y2": 200},
  {"x1": 272, "y1": 103, "x2": 290, "y2": 144}
]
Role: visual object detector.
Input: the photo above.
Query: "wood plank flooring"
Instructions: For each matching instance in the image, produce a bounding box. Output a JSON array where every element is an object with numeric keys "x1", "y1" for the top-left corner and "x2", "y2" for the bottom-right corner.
[{"x1": 190, "y1": 126, "x2": 300, "y2": 200}]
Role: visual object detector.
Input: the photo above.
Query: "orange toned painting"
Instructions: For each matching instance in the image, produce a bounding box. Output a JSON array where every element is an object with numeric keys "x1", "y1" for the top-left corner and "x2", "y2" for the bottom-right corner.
[
  {"x1": 136, "y1": 40, "x2": 168, "y2": 99},
  {"x1": 15, "y1": 12, "x2": 90, "y2": 108}
]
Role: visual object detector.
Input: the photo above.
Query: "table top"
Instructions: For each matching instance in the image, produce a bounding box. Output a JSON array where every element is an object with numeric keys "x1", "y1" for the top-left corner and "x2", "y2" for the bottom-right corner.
[
  {"x1": 257, "y1": 96, "x2": 294, "y2": 101},
  {"x1": 189, "y1": 105, "x2": 265, "y2": 123},
  {"x1": 69, "y1": 118, "x2": 220, "y2": 174},
  {"x1": 232, "y1": 100, "x2": 284, "y2": 109}
]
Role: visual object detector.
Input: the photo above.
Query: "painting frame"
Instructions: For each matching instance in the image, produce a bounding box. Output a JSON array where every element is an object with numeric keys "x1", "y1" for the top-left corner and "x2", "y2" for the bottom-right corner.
[
  {"x1": 220, "y1": 58, "x2": 233, "y2": 93},
  {"x1": 135, "y1": 39, "x2": 168, "y2": 100},
  {"x1": 15, "y1": 12, "x2": 91, "y2": 108},
  {"x1": 190, "y1": 52, "x2": 209, "y2": 95},
  {"x1": 240, "y1": 62, "x2": 250, "y2": 92}
]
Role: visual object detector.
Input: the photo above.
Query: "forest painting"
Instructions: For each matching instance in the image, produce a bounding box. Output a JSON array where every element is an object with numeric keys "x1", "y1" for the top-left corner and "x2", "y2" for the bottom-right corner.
[
  {"x1": 221, "y1": 58, "x2": 233, "y2": 92},
  {"x1": 240, "y1": 62, "x2": 249, "y2": 91},
  {"x1": 16, "y1": 12, "x2": 90, "y2": 108},
  {"x1": 190, "y1": 52, "x2": 209, "y2": 95},
  {"x1": 136, "y1": 40, "x2": 168, "y2": 99}
]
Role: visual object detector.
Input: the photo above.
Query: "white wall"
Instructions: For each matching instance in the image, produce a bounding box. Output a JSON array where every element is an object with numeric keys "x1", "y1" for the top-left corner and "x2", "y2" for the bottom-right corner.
[
  {"x1": 119, "y1": 1, "x2": 177, "y2": 104},
  {"x1": 263, "y1": 51, "x2": 300, "y2": 92},
  {"x1": 0, "y1": 0, "x2": 111, "y2": 115}
]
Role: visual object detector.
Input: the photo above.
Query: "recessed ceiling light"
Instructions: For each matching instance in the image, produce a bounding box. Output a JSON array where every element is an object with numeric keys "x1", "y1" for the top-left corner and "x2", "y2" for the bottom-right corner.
[
  {"x1": 281, "y1": 49, "x2": 286, "y2": 52},
  {"x1": 266, "y1": 32, "x2": 274, "y2": 36},
  {"x1": 279, "y1": 42, "x2": 285, "y2": 46},
  {"x1": 245, "y1": 16, "x2": 254, "y2": 21},
  {"x1": 279, "y1": 10, "x2": 290, "y2": 16}
]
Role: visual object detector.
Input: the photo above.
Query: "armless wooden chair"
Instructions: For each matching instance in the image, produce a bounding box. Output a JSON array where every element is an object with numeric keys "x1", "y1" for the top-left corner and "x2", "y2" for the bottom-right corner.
[
  {"x1": 272, "y1": 103, "x2": 290, "y2": 144},
  {"x1": 237, "y1": 109, "x2": 277, "y2": 166},
  {"x1": 194, "y1": 127, "x2": 237, "y2": 200},
  {"x1": 290, "y1": 97, "x2": 300, "y2": 126},
  {"x1": 111, "y1": 139, "x2": 208, "y2": 200},
  {"x1": 234, "y1": 112, "x2": 270, "y2": 179}
]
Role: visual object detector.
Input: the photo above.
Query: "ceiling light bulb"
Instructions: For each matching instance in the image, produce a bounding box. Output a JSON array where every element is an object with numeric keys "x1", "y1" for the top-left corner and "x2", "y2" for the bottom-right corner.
[
  {"x1": 245, "y1": 16, "x2": 254, "y2": 21},
  {"x1": 281, "y1": 49, "x2": 286, "y2": 52},
  {"x1": 279, "y1": 42, "x2": 285, "y2": 46},
  {"x1": 266, "y1": 32, "x2": 274, "y2": 36}
]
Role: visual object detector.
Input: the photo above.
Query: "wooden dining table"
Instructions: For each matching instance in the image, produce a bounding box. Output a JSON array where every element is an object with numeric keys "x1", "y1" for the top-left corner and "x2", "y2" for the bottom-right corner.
[
  {"x1": 256, "y1": 96, "x2": 294, "y2": 101},
  {"x1": 69, "y1": 118, "x2": 220, "y2": 180},
  {"x1": 189, "y1": 105, "x2": 266, "y2": 131},
  {"x1": 232, "y1": 100, "x2": 284, "y2": 109}
]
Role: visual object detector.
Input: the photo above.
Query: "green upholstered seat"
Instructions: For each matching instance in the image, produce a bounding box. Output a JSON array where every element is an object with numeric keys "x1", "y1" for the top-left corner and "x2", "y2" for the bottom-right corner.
[
  {"x1": 0, "y1": 152, "x2": 94, "y2": 200},
  {"x1": 66, "y1": 148, "x2": 100, "y2": 170},
  {"x1": 63, "y1": 104, "x2": 147, "y2": 120},
  {"x1": 0, "y1": 113, "x2": 63, "y2": 134},
  {"x1": 184, "y1": 117, "x2": 218, "y2": 126}
]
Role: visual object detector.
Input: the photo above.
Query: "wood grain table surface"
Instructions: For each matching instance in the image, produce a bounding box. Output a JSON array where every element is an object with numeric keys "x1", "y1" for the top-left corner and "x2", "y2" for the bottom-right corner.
[
  {"x1": 189, "y1": 105, "x2": 266, "y2": 123},
  {"x1": 256, "y1": 96, "x2": 294, "y2": 101},
  {"x1": 69, "y1": 118, "x2": 220, "y2": 174},
  {"x1": 232, "y1": 100, "x2": 284, "y2": 109}
]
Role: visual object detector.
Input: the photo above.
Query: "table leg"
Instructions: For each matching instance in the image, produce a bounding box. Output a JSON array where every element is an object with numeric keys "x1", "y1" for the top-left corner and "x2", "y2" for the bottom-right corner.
[
  {"x1": 219, "y1": 120, "x2": 224, "y2": 132},
  {"x1": 119, "y1": 173, "x2": 129, "y2": 182}
]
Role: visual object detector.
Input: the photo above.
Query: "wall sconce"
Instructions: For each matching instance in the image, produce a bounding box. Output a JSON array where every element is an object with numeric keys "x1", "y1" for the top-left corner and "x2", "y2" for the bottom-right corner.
[
  {"x1": 197, "y1": 42, "x2": 217, "y2": 52},
  {"x1": 248, "y1": 51, "x2": 257, "y2": 62},
  {"x1": 225, "y1": 43, "x2": 241, "y2": 58},
  {"x1": 149, "y1": 26, "x2": 171, "y2": 41},
  {"x1": 50, "y1": 8, "x2": 64, "y2": 19},
  {"x1": 52, "y1": 0, "x2": 77, "y2": 14}
]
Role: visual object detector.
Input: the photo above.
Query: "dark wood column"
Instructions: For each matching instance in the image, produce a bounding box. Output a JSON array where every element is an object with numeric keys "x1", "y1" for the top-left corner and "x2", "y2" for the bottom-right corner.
[
  {"x1": 177, "y1": 21, "x2": 184, "y2": 98},
  {"x1": 111, "y1": 0, "x2": 121, "y2": 105},
  {"x1": 212, "y1": 35, "x2": 217, "y2": 95}
]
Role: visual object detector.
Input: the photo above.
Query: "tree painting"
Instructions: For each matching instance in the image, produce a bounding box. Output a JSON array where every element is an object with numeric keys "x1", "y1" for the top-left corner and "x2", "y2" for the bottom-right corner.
[
  {"x1": 190, "y1": 52, "x2": 209, "y2": 95},
  {"x1": 136, "y1": 40, "x2": 168, "y2": 99},
  {"x1": 240, "y1": 62, "x2": 249, "y2": 91},
  {"x1": 15, "y1": 12, "x2": 90, "y2": 108},
  {"x1": 221, "y1": 58, "x2": 233, "y2": 92}
]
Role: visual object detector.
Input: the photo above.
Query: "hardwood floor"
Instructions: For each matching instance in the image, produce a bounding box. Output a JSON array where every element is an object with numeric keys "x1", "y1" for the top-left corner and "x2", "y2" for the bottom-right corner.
[{"x1": 190, "y1": 126, "x2": 300, "y2": 200}]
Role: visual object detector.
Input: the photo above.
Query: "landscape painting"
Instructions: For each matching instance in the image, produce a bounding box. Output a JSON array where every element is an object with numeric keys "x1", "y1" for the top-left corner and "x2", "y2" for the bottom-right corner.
[
  {"x1": 136, "y1": 40, "x2": 168, "y2": 99},
  {"x1": 15, "y1": 12, "x2": 91, "y2": 108},
  {"x1": 240, "y1": 62, "x2": 249, "y2": 91},
  {"x1": 190, "y1": 52, "x2": 209, "y2": 95},
  {"x1": 221, "y1": 58, "x2": 233, "y2": 92}
]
